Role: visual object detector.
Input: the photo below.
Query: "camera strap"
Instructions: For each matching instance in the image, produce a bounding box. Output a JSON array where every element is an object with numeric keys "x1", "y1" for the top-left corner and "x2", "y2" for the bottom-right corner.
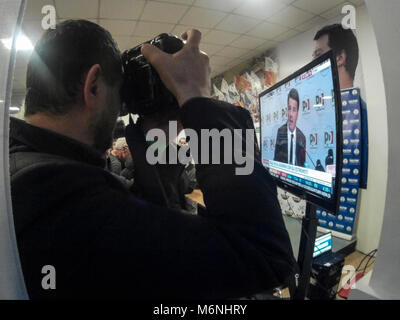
[{"x1": 124, "y1": 114, "x2": 171, "y2": 209}]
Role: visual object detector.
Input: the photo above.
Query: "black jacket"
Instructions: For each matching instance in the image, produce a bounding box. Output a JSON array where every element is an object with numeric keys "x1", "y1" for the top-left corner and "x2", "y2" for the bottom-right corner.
[
  {"x1": 106, "y1": 153, "x2": 122, "y2": 175},
  {"x1": 274, "y1": 123, "x2": 306, "y2": 167},
  {"x1": 9, "y1": 97, "x2": 296, "y2": 299},
  {"x1": 120, "y1": 156, "x2": 134, "y2": 180}
]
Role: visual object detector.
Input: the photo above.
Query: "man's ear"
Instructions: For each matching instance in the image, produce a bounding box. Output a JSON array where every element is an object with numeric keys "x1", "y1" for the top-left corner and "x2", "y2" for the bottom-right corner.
[
  {"x1": 336, "y1": 50, "x2": 347, "y2": 68},
  {"x1": 83, "y1": 64, "x2": 102, "y2": 109}
]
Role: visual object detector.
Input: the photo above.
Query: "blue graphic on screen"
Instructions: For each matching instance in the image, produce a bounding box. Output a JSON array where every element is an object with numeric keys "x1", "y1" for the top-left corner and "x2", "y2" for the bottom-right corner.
[{"x1": 260, "y1": 59, "x2": 337, "y2": 199}]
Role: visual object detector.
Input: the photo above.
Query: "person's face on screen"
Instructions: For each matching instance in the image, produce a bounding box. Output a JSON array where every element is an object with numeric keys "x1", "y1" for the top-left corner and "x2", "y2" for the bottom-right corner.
[
  {"x1": 288, "y1": 97, "x2": 299, "y2": 132},
  {"x1": 312, "y1": 34, "x2": 330, "y2": 59}
]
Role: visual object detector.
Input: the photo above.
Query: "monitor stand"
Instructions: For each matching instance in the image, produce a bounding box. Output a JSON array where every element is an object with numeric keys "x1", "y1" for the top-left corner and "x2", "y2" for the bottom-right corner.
[{"x1": 292, "y1": 202, "x2": 318, "y2": 300}]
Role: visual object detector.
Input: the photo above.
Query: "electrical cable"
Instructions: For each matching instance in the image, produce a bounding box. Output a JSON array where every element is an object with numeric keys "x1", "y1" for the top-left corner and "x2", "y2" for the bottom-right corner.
[
  {"x1": 335, "y1": 249, "x2": 377, "y2": 298},
  {"x1": 360, "y1": 250, "x2": 377, "y2": 275},
  {"x1": 355, "y1": 249, "x2": 377, "y2": 273}
]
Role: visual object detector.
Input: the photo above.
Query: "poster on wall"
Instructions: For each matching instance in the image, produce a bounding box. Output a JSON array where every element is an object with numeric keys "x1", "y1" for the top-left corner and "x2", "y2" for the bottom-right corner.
[
  {"x1": 211, "y1": 53, "x2": 279, "y2": 145},
  {"x1": 312, "y1": 23, "x2": 368, "y2": 190},
  {"x1": 317, "y1": 88, "x2": 362, "y2": 240},
  {"x1": 210, "y1": 17, "x2": 369, "y2": 241}
]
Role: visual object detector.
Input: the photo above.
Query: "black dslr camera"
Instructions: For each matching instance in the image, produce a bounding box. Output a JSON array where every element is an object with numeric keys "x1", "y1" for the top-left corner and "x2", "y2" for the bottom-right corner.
[{"x1": 120, "y1": 33, "x2": 184, "y2": 116}]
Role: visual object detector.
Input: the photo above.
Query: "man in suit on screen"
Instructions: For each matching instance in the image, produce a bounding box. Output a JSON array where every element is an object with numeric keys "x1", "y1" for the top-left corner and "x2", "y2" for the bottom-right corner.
[{"x1": 274, "y1": 88, "x2": 306, "y2": 167}]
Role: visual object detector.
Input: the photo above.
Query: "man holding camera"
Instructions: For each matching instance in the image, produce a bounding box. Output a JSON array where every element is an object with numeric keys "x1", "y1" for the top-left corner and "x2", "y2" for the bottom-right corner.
[{"x1": 9, "y1": 20, "x2": 295, "y2": 299}]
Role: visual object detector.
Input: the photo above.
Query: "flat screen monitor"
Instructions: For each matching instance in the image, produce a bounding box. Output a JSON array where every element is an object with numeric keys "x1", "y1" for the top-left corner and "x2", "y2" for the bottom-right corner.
[
  {"x1": 313, "y1": 233, "x2": 332, "y2": 258},
  {"x1": 259, "y1": 51, "x2": 342, "y2": 213}
]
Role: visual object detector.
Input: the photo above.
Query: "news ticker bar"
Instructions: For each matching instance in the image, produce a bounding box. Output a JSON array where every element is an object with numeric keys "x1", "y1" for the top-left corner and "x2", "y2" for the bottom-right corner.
[
  {"x1": 267, "y1": 160, "x2": 332, "y2": 186},
  {"x1": 269, "y1": 169, "x2": 332, "y2": 199}
]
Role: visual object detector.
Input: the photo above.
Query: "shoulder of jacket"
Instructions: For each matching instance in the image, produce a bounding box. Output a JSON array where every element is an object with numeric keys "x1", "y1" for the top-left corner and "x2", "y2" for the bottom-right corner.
[
  {"x1": 279, "y1": 124, "x2": 287, "y2": 132},
  {"x1": 297, "y1": 128, "x2": 306, "y2": 140},
  {"x1": 10, "y1": 151, "x2": 115, "y2": 187}
]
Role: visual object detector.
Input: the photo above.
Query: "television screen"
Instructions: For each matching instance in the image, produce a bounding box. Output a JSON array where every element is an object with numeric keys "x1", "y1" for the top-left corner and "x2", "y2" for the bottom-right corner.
[
  {"x1": 259, "y1": 52, "x2": 342, "y2": 213},
  {"x1": 313, "y1": 233, "x2": 332, "y2": 258}
]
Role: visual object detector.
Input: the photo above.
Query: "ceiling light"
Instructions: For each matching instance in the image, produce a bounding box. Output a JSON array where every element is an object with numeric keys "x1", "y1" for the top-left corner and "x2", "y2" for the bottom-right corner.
[
  {"x1": 9, "y1": 106, "x2": 21, "y2": 113},
  {"x1": 1, "y1": 34, "x2": 33, "y2": 51}
]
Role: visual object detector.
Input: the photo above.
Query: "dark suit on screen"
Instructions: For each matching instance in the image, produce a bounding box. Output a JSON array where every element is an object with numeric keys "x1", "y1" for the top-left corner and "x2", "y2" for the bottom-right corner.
[{"x1": 274, "y1": 123, "x2": 306, "y2": 167}]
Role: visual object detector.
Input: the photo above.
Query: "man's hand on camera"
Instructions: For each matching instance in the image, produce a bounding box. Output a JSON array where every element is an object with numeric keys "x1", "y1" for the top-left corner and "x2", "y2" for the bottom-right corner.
[
  {"x1": 141, "y1": 29, "x2": 211, "y2": 107},
  {"x1": 138, "y1": 116, "x2": 183, "y2": 144}
]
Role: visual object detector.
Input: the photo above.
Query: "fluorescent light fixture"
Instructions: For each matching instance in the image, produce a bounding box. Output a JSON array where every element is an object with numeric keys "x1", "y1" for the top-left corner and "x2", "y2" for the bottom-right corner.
[
  {"x1": 9, "y1": 106, "x2": 21, "y2": 113},
  {"x1": 1, "y1": 34, "x2": 33, "y2": 51},
  {"x1": 322, "y1": 96, "x2": 333, "y2": 100},
  {"x1": 313, "y1": 104, "x2": 323, "y2": 108}
]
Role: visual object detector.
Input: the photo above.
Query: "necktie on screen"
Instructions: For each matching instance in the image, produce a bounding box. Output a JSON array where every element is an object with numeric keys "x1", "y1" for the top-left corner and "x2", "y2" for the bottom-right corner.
[{"x1": 290, "y1": 133, "x2": 294, "y2": 164}]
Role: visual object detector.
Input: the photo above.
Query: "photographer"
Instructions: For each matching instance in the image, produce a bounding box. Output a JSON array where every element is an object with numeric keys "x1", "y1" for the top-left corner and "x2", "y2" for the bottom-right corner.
[{"x1": 9, "y1": 20, "x2": 296, "y2": 299}]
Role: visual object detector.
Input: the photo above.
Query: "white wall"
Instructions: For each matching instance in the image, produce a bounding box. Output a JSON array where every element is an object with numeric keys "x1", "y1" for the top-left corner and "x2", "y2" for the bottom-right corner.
[
  {"x1": 275, "y1": 30, "x2": 312, "y2": 81},
  {"x1": 274, "y1": 5, "x2": 388, "y2": 253},
  {"x1": 352, "y1": 5, "x2": 388, "y2": 254},
  {"x1": 365, "y1": 0, "x2": 400, "y2": 299}
]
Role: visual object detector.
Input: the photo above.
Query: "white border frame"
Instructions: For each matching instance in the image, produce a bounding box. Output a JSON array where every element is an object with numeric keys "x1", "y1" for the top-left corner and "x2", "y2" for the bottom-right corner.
[{"x1": 0, "y1": 0, "x2": 28, "y2": 299}]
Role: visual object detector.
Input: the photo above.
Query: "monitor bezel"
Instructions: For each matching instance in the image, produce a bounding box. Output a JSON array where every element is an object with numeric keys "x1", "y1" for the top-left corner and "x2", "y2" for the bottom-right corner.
[{"x1": 259, "y1": 51, "x2": 343, "y2": 214}]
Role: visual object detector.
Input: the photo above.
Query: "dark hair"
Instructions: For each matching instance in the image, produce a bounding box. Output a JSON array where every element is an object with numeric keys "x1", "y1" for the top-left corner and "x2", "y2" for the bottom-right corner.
[
  {"x1": 287, "y1": 88, "x2": 299, "y2": 111},
  {"x1": 314, "y1": 24, "x2": 359, "y2": 80},
  {"x1": 25, "y1": 19, "x2": 122, "y2": 117}
]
